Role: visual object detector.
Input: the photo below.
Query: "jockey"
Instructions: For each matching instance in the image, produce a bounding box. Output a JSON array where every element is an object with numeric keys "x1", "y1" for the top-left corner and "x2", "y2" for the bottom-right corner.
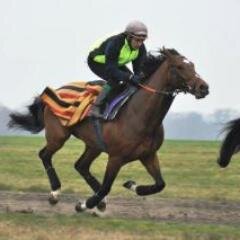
[{"x1": 87, "y1": 20, "x2": 148, "y2": 118}]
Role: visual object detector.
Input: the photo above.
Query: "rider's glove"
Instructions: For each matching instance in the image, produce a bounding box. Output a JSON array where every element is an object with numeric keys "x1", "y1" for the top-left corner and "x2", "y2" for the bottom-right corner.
[{"x1": 129, "y1": 74, "x2": 141, "y2": 85}]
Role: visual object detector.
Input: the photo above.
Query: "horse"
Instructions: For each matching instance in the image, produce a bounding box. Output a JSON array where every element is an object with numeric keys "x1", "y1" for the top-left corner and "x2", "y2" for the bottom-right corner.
[
  {"x1": 217, "y1": 118, "x2": 240, "y2": 168},
  {"x1": 8, "y1": 47, "x2": 209, "y2": 212}
]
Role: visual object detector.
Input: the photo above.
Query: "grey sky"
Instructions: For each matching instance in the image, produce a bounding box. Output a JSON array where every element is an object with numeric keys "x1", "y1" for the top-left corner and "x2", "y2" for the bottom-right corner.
[{"x1": 1, "y1": 0, "x2": 239, "y2": 114}]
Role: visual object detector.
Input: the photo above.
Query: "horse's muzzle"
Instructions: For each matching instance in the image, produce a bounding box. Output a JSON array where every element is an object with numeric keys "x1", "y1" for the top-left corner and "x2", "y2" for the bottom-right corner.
[{"x1": 195, "y1": 84, "x2": 209, "y2": 99}]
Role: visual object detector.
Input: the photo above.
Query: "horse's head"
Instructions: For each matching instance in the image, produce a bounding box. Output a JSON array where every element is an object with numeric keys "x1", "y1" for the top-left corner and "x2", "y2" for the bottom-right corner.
[{"x1": 160, "y1": 47, "x2": 209, "y2": 99}]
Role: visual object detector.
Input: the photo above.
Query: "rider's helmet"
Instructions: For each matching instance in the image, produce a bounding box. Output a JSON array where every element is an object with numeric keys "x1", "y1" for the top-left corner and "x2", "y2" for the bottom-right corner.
[{"x1": 125, "y1": 20, "x2": 148, "y2": 38}]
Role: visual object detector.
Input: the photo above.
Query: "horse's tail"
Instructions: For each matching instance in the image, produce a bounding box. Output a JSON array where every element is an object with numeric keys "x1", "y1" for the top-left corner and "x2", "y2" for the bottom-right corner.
[
  {"x1": 8, "y1": 97, "x2": 45, "y2": 133},
  {"x1": 217, "y1": 118, "x2": 240, "y2": 168}
]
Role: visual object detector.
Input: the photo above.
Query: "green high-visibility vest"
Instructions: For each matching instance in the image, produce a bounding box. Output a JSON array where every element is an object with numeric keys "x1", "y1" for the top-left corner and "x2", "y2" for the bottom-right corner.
[{"x1": 93, "y1": 39, "x2": 139, "y2": 66}]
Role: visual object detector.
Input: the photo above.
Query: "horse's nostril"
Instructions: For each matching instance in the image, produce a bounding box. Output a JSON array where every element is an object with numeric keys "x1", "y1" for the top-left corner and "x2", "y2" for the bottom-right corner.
[
  {"x1": 200, "y1": 85, "x2": 208, "y2": 90},
  {"x1": 199, "y1": 85, "x2": 209, "y2": 95},
  {"x1": 195, "y1": 84, "x2": 209, "y2": 98}
]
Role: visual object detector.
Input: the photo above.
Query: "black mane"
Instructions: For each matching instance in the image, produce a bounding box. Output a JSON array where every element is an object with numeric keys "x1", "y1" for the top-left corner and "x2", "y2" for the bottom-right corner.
[{"x1": 142, "y1": 48, "x2": 180, "y2": 78}]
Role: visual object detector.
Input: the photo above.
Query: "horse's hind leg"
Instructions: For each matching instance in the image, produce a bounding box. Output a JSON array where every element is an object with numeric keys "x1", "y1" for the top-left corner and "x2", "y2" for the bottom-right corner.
[
  {"x1": 83, "y1": 156, "x2": 122, "y2": 209},
  {"x1": 74, "y1": 146, "x2": 101, "y2": 192},
  {"x1": 123, "y1": 153, "x2": 166, "y2": 196},
  {"x1": 39, "y1": 107, "x2": 70, "y2": 204},
  {"x1": 74, "y1": 146, "x2": 108, "y2": 212}
]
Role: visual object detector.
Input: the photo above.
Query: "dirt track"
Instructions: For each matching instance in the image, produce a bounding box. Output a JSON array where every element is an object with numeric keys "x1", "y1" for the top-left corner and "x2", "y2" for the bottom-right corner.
[{"x1": 0, "y1": 191, "x2": 240, "y2": 225}]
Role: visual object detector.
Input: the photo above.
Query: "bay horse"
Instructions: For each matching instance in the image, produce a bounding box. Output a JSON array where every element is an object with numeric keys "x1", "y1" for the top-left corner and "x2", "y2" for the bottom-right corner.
[
  {"x1": 9, "y1": 48, "x2": 209, "y2": 212},
  {"x1": 218, "y1": 118, "x2": 240, "y2": 168}
]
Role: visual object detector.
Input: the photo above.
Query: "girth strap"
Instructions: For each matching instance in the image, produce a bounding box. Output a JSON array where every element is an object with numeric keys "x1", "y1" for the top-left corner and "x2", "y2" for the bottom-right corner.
[{"x1": 91, "y1": 118, "x2": 107, "y2": 152}]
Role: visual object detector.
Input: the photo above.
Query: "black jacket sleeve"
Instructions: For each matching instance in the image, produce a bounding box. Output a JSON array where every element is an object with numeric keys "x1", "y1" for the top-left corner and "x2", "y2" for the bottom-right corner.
[{"x1": 132, "y1": 44, "x2": 147, "y2": 75}]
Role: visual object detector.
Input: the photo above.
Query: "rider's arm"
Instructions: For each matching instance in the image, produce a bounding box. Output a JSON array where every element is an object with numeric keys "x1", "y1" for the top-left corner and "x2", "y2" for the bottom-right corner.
[
  {"x1": 105, "y1": 38, "x2": 131, "y2": 83},
  {"x1": 132, "y1": 44, "x2": 147, "y2": 75}
]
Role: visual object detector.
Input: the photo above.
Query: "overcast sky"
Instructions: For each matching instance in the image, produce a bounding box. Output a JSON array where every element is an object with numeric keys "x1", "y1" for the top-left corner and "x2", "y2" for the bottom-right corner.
[{"x1": 1, "y1": 0, "x2": 239, "y2": 115}]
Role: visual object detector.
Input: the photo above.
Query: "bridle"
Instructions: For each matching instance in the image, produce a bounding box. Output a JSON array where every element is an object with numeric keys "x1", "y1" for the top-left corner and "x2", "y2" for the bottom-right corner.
[{"x1": 138, "y1": 65, "x2": 196, "y2": 98}]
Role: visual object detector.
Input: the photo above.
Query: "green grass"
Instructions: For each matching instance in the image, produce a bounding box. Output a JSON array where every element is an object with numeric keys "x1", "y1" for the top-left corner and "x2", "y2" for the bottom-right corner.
[
  {"x1": 0, "y1": 212, "x2": 240, "y2": 240},
  {"x1": 1, "y1": 136, "x2": 240, "y2": 239},
  {"x1": 0, "y1": 136, "x2": 239, "y2": 201}
]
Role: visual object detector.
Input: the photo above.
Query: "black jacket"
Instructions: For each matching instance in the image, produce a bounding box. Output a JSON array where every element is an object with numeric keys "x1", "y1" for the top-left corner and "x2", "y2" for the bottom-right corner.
[{"x1": 88, "y1": 33, "x2": 147, "y2": 82}]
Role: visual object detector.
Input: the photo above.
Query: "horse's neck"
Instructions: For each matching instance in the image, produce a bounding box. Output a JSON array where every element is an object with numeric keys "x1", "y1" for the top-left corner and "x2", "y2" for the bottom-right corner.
[{"x1": 126, "y1": 60, "x2": 174, "y2": 134}]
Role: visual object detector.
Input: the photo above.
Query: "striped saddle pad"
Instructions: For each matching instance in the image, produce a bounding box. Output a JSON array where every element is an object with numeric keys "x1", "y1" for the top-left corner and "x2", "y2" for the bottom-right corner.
[{"x1": 40, "y1": 81, "x2": 103, "y2": 126}]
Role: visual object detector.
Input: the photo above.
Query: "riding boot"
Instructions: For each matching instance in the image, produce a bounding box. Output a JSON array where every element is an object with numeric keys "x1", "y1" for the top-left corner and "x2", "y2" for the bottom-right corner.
[{"x1": 89, "y1": 84, "x2": 111, "y2": 118}]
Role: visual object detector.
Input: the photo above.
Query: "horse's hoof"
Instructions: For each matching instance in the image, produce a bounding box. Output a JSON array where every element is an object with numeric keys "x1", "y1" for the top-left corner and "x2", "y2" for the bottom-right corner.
[
  {"x1": 97, "y1": 201, "x2": 107, "y2": 212},
  {"x1": 123, "y1": 180, "x2": 136, "y2": 189},
  {"x1": 217, "y1": 157, "x2": 228, "y2": 168},
  {"x1": 48, "y1": 190, "x2": 60, "y2": 205},
  {"x1": 48, "y1": 195, "x2": 58, "y2": 205},
  {"x1": 75, "y1": 201, "x2": 86, "y2": 212}
]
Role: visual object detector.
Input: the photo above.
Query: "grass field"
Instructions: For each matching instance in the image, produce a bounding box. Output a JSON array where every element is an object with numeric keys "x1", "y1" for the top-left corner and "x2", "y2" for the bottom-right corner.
[{"x1": 0, "y1": 136, "x2": 240, "y2": 239}]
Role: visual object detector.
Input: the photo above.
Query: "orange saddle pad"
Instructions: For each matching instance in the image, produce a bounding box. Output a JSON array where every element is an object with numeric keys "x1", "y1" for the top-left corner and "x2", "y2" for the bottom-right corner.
[{"x1": 40, "y1": 81, "x2": 102, "y2": 126}]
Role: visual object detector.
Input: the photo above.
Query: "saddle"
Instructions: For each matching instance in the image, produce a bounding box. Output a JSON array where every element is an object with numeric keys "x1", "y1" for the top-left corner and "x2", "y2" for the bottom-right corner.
[
  {"x1": 88, "y1": 80, "x2": 137, "y2": 120},
  {"x1": 102, "y1": 85, "x2": 137, "y2": 120}
]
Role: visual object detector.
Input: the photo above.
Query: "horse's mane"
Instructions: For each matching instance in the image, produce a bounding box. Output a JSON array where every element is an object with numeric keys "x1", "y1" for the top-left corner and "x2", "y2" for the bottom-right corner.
[{"x1": 142, "y1": 48, "x2": 180, "y2": 78}]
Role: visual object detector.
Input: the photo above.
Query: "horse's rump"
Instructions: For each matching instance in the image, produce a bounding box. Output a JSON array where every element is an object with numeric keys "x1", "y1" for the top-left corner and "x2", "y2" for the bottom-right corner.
[{"x1": 41, "y1": 81, "x2": 102, "y2": 126}]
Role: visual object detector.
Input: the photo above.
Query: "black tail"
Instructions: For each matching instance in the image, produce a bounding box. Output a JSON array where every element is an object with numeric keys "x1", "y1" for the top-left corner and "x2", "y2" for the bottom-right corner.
[
  {"x1": 217, "y1": 118, "x2": 240, "y2": 168},
  {"x1": 8, "y1": 97, "x2": 45, "y2": 133}
]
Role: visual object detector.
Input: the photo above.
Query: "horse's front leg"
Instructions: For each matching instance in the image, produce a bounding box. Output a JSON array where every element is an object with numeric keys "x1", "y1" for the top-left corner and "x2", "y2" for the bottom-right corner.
[
  {"x1": 74, "y1": 146, "x2": 102, "y2": 192},
  {"x1": 78, "y1": 156, "x2": 122, "y2": 210},
  {"x1": 123, "y1": 153, "x2": 166, "y2": 196}
]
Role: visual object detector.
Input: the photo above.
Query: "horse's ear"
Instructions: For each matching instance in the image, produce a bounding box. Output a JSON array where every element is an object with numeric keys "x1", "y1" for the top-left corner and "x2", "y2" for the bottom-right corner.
[
  {"x1": 160, "y1": 46, "x2": 166, "y2": 55},
  {"x1": 160, "y1": 46, "x2": 172, "y2": 58}
]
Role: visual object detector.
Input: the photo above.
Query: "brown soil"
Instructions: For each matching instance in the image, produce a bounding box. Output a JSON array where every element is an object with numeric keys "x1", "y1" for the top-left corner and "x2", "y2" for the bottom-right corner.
[{"x1": 0, "y1": 191, "x2": 240, "y2": 225}]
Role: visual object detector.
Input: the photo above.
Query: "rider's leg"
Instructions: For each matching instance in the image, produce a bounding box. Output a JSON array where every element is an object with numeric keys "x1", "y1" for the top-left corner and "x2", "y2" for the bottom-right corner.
[
  {"x1": 89, "y1": 84, "x2": 111, "y2": 118},
  {"x1": 87, "y1": 57, "x2": 113, "y2": 118},
  {"x1": 87, "y1": 58, "x2": 132, "y2": 118}
]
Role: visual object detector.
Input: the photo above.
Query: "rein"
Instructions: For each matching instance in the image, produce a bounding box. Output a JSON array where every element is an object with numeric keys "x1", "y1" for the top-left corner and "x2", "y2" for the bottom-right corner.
[{"x1": 138, "y1": 83, "x2": 185, "y2": 97}]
